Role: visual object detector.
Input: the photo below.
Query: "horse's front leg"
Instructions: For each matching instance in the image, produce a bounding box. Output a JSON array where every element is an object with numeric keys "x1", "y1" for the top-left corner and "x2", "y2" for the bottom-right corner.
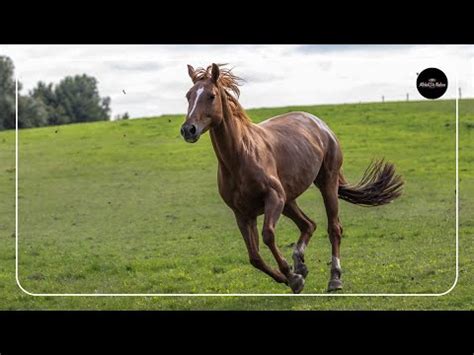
[
  {"x1": 234, "y1": 213, "x2": 288, "y2": 284},
  {"x1": 262, "y1": 188, "x2": 305, "y2": 294}
]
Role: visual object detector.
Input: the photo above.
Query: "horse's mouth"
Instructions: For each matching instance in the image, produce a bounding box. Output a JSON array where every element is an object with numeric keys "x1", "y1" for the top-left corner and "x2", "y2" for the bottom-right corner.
[{"x1": 184, "y1": 136, "x2": 200, "y2": 143}]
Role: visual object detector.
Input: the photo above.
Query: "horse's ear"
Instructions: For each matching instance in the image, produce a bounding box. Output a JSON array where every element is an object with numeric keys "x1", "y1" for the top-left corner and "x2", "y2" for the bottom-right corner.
[
  {"x1": 211, "y1": 63, "x2": 220, "y2": 84},
  {"x1": 187, "y1": 64, "x2": 196, "y2": 82}
]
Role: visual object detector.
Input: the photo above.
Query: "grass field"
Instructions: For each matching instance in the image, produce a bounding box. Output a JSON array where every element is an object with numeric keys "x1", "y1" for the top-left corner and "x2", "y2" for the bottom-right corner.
[{"x1": 0, "y1": 99, "x2": 473, "y2": 309}]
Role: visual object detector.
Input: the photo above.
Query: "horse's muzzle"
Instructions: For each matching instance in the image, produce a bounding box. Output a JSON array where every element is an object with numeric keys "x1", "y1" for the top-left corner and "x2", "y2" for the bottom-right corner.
[{"x1": 180, "y1": 123, "x2": 200, "y2": 143}]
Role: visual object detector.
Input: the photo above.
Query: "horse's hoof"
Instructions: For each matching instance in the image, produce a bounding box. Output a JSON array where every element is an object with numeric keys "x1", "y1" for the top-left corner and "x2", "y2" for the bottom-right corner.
[
  {"x1": 327, "y1": 279, "x2": 343, "y2": 292},
  {"x1": 294, "y1": 263, "x2": 309, "y2": 278},
  {"x1": 288, "y1": 273, "x2": 305, "y2": 294}
]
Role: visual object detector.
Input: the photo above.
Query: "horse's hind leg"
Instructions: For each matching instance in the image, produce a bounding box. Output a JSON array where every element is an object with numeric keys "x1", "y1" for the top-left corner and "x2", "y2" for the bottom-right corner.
[
  {"x1": 316, "y1": 174, "x2": 344, "y2": 292},
  {"x1": 283, "y1": 200, "x2": 316, "y2": 278}
]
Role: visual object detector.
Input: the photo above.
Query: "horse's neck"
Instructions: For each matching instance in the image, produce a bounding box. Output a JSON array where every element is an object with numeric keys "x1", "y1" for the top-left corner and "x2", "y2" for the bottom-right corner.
[
  {"x1": 209, "y1": 96, "x2": 254, "y2": 174},
  {"x1": 210, "y1": 115, "x2": 248, "y2": 173}
]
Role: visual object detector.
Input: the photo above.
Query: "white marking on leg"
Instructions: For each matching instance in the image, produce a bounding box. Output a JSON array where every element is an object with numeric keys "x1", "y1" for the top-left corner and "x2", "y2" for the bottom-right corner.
[
  {"x1": 297, "y1": 243, "x2": 305, "y2": 254},
  {"x1": 332, "y1": 256, "x2": 341, "y2": 270},
  {"x1": 189, "y1": 86, "x2": 204, "y2": 117}
]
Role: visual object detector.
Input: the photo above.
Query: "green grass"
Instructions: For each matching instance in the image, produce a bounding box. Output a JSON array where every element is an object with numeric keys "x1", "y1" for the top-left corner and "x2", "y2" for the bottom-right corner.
[{"x1": 0, "y1": 99, "x2": 473, "y2": 309}]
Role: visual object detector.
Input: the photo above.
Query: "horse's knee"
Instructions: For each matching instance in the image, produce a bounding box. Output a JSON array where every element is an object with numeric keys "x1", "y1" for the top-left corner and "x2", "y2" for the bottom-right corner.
[{"x1": 262, "y1": 226, "x2": 275, "y2": 246}]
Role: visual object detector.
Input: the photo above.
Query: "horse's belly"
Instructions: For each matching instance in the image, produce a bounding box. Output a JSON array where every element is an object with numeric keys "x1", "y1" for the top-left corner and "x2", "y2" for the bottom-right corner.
[
  {"x1": 281, "y1": 166, "x2": 321, "y2": 200},
  {"x1": 277, "y1": 145, "x2": 324, "y2": 200}
]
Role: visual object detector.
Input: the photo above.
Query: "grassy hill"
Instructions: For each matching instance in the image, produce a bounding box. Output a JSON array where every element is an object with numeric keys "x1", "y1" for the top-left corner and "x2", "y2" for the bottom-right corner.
[{"x1": 0, "y1": 99, "x2": 473, "y2": 309}]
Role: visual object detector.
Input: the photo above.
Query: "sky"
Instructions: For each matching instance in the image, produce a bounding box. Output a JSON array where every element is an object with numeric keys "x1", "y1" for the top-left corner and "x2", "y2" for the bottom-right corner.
[{"x1": 1, "y1": 45, "x2": 473, "y2": 119}]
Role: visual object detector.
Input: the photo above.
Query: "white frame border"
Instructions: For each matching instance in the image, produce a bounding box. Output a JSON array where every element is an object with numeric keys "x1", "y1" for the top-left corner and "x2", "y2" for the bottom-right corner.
[{"x1": 15, "y1": 75, "x2": 459, "y2": 297}]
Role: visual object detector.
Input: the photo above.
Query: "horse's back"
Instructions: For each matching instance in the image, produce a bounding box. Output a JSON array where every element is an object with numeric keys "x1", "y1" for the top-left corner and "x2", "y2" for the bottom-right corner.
[
  {"x1": 258, "y1": 111, "x2": 339, "y2": 155},
  {"x1": 259, "y1": 111, "x2": 334, "y2": 136},
  {"x1": 257, "y1": 111, "x2": 341, "y2": 200}
]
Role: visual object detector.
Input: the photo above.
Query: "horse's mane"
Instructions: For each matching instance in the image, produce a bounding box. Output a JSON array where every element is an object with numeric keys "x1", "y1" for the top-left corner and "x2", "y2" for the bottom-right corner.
[{"x1": 191, "y1": 64, "x2": 252, "y2": 125}]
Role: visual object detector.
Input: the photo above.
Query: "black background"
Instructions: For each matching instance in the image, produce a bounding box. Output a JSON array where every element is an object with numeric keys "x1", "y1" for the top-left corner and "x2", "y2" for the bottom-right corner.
[
  {"x1": 1, "y1": 5, "x2": 472, "y2": 353},
  {"x1": 0, "y1": 311, "x2": 472, "y2": 353}
]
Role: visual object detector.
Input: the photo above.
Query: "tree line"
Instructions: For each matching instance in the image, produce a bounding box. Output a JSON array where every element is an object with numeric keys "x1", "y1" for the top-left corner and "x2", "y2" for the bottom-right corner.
[{"x1": 0, "y1": 56, "x2": 111, "y2": 130}]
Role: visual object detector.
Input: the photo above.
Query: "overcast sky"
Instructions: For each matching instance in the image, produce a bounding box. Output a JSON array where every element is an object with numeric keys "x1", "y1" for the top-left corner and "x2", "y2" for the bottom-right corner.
[{"x1": 1, "y1": 45, "x2": 473, "y2": 119}]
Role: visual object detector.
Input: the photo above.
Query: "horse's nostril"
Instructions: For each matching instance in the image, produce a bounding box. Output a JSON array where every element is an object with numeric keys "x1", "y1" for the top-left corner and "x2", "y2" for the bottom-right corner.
[
  {"x1": 180, "y1": 127, "x2": 185, "y2": 136},
  {"x1": 190, "y1": 125, "x2": 196, "y2": 135}
]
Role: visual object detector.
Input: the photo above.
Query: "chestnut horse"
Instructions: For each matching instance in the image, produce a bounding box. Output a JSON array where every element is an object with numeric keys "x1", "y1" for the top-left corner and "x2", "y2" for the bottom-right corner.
[{"x1": 180, "y1": 63, "x2": 403, "y2": 293}]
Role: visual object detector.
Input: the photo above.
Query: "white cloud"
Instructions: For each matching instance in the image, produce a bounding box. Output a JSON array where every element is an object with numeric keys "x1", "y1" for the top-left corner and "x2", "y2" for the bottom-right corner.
[{"x1": 0, "y1": 45, "x2": 472, "y2": 118}]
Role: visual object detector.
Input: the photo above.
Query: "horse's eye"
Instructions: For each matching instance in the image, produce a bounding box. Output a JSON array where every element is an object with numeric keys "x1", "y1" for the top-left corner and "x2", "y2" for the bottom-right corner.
[{"x1": 209, "y1": 94, "x2": 216, "y2": 100}]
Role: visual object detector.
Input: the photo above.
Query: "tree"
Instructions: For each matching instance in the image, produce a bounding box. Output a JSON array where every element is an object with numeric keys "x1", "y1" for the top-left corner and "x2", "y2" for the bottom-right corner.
[
  {"x1": 1, "y1": 56, "x2": 112, "y2": 130},
  {"x1": 0, "y1": 56, "x2": 16, "y2": 130},
  {"x1": 1, "y1": 56, "x2": 56, "y2": 129},
  {"x1": 17, "y1": 96, "x2": 49, "y2": 128},
  {"x1": 30, "y1": 81, "x2": 69, "y2": 125},
  {"x1": 53, "y1": 74, "x2": 111, "y2": 123},
  {"x1": 114, "y1": 112, "x2": 130, "y2": 120}
]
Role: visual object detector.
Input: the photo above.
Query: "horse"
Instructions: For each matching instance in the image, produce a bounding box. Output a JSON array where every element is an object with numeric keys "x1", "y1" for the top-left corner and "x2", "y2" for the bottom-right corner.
[{"x1": 180, "y1": 63, "x2": 403, "y2": 293}]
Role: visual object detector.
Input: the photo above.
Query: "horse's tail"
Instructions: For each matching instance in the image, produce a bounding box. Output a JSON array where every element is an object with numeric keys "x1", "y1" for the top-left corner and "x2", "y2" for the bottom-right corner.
[{"x1": 337, "y1": 159, "x2": 403, "y2": 206}]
